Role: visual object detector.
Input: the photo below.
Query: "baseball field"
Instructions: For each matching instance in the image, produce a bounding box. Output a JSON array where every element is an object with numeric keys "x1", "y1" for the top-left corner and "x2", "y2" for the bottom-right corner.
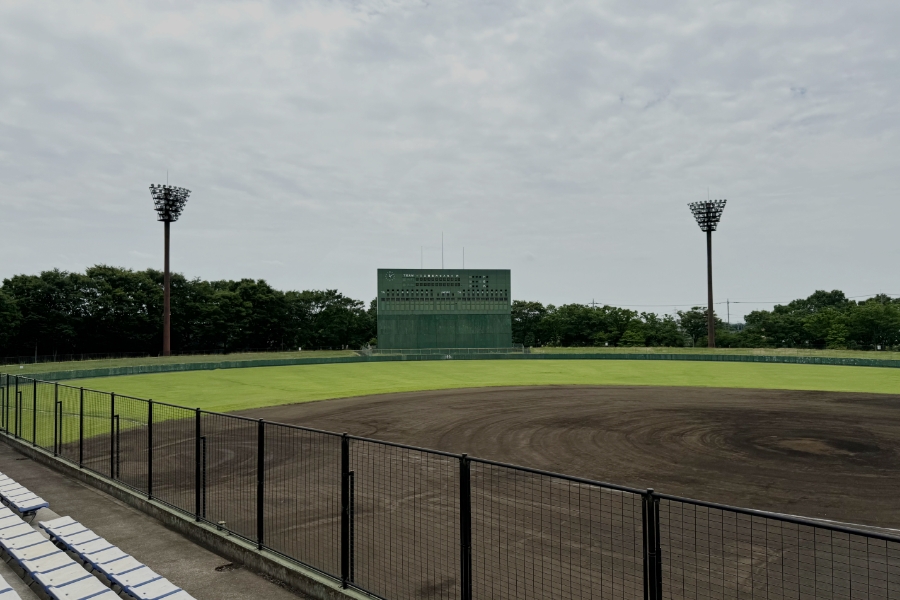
[
  {"x1": 65, "y1": 358, "x2": 900, "y2": 527},
  {"x1": 6, "y1": 357, "x2": 900, "y2": 598}
]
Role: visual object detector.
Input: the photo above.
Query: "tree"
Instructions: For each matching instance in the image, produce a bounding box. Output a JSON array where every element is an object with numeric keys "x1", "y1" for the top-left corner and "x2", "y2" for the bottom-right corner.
[
  {"x1": 511, "y1": 301, "x2": 548, "y2": 346},
  {"x1": 643, "y1": 313, "x2": 683, "y2": 347},
  {"x1": 618, "y1": 322, "x2": 646, "y2": 347},
  {"x1": 2, "y1": 270, "x2": 86, "y2": 356},
  {"x1": 848, "y1": 296, "x2": 900, "y2": 350},
  {"x1": 2, "y1": 269, "x2": 897, "y2": 355},
  {"x1": 0, "y1": 290, "x2": 20, "y2": 354},
  {"x1": 81, "y1": 265, "x2": 163, "y2": 353},
  {"x1": 677, "y1": 307, "x2": 707, "y2": 347}
]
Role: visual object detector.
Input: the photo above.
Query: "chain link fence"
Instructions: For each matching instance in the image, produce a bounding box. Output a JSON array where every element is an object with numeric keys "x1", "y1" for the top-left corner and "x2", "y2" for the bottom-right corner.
[{"x1": 1, "y1": 373, "x2": 898, "y2": 600}]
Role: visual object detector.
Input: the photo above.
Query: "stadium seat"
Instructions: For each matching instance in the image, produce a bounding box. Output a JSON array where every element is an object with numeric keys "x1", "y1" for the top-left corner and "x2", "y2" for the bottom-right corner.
[
  {"x1": 40, "y1": 516, "x2": 197, "y2": 600},
  {"x1": 0, "y1": 508, "x2": 119, "y2": 600},
  {"x1": 0, "y1": 573, "x2": 21, "y2": 599},
  {"x1": 0, "y1": 472, "x2": 49, "y2": 517},
  {"x1": 47, "y1": 577, "x2": 120, "y2": 600}
]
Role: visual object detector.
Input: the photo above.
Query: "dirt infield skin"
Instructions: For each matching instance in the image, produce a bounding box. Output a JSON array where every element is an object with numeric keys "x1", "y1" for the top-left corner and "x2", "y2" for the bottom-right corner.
[
  {"x1": 236, "y1": 385, "x2": 900, "y2": 528},
  {"x1": 75, "y1": 385, "x2": 900, "y2": 599}
]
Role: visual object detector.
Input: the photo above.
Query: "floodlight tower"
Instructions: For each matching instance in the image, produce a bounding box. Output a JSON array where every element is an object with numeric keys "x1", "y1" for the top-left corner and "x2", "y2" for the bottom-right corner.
[
  {"x1": 688, "y1": 199, "x2": 726, "y2": 348},
  {"x1": 150, "y1": 184, "x2": 191, "y2": 356}
]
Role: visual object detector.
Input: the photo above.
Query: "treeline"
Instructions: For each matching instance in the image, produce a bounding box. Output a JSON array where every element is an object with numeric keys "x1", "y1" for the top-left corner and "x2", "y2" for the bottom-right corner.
[
  {"x1": 513, "y1": 290, "x2": 900, "y2": 350},
  {"x1": 0, "y1": 266, "x2": 376, "y2": 357},
  {"x1": 1, "y1": 267, "x2": 897, "y2": 357}
]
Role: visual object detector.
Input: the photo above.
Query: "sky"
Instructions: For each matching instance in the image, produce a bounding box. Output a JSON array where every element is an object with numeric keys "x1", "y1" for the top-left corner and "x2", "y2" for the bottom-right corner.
[{"x1": 1, "y1": 0, "x2": 898, "y2": 321}]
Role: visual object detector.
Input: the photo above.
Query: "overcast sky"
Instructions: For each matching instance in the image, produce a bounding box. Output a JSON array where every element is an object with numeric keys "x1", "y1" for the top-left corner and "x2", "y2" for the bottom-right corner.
[{"x1": 1, "y1": 0, "x2": 898, "y2": 321}]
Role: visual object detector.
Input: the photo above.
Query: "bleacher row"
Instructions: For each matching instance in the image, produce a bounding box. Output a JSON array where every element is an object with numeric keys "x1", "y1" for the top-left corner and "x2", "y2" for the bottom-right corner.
[{"x1": 0, "y1": 471, "x2": 195, "y2": 600}]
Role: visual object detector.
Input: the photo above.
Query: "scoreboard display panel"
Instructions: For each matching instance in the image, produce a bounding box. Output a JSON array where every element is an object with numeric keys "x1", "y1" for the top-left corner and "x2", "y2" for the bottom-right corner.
[{"x1": 376, "y1": 269, "x2": 512, "y2": 349}]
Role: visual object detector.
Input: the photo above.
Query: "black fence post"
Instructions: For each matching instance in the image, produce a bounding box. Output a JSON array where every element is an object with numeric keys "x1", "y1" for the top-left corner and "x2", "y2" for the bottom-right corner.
[
  {"x1": 110, "y1": 392, "x2": 116, "y2": 478},
  {"x1": 460, "y1": 454, "x2": 472, "y2": 600},
  {"x1": 14, "y1": 376, "x2": 18, "y2": 438},
  {"x1": 78, "y1": 387, "x2": 84, "y2": 468},
  {"x1": 642, "y1": 489, "x2": 662, "y2": 600},
  {"x1": 56, "y1": 400, "x2": 62, "y2": 456},
  {"x1": 341, "y1": 432, "x2": 350, "y2": 589},
  {"x1": 114, "y1": 415, "x2": 121, "y2": 479},
  {"x1": 257, "y1": 419, "x2": 265, "y2": 550},
  {"x1": 53, "y1": 394, "x2": 59, "y2": 457},
  {"x1": 32, "y1": 379, "x2": 37, "y2": 446},
  {"x1": 200, "y1": 435, "x2": 207, "y2": 519},
  {"x1": 349, "y1": 470, "x2": 355, "y2": 584},
  {"x1": 53, "y1": 383, "x2": 59, "y2": 455},
  {"x1": 147, "y1": 400, "x2": 153, "y2": 499},
  {"x1": 16, "y1": 393, "x2": 22, "y2": 439},
  {"x1": 2, "y1": 374, "x2": 6, "y2": 432},
  {"x1": 195, "y1": 409, "x2": 202, "y2": 521}
]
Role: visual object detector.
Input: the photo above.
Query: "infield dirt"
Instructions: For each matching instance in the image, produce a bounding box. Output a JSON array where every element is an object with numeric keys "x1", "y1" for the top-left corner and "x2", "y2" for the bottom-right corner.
[
  {"x1": 236, "y1": 385, "x2": 900, "y2": 528},
  {"x1": 76, "y1": 385, "x2": 899, "y2": 599}
]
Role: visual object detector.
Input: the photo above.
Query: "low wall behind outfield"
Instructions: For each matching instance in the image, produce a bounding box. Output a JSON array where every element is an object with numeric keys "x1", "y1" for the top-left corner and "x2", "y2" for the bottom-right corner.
[{"x1": 13, "y1": 351, "x2": 900, "y2": 382}]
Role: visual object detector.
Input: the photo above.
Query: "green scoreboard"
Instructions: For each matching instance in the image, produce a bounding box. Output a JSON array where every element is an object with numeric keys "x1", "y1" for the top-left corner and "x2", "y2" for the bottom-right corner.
[{"x1": 377, "y1": 269, "x2": 512, "y2": 349}]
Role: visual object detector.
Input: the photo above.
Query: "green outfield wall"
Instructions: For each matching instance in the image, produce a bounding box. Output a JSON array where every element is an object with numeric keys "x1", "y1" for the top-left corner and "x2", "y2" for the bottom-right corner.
[{"x1": 12, "y1": 351, "x2": 900, "y2": 382}]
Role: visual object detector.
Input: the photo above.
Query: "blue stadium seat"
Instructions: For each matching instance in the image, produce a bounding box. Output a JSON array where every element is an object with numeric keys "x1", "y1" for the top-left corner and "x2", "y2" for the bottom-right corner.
[
  {"x1": 0, "y1": 472, "x2": 49, "y2": 517},
  {"x1": 0, "y1": 506, "x2": 118, "y2": 599},
  {"x1": 0, "y1": 573, "x2": 22, "y2": 599},
  {"x1": 40, "y1": 516, "x2": 196, "y2": 600}
]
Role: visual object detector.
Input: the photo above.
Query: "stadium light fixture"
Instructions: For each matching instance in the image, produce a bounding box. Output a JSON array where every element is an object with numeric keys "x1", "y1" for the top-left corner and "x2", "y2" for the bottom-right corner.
[
  {"x1": 688, "y1": 199, "x2": 726, "y2": 348},
  {"x1": 150, "y1": 184, "x2": 191, "y2": 356}
]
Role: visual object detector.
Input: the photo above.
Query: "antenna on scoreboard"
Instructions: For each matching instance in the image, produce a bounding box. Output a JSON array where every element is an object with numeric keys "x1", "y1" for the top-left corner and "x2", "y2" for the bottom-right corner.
[
  {"x1": 441, "y1": 232, "x2": 444, "y2": 270},
  {"x1": 463, "y1": 247, "x2": 465, "y2": 269}
]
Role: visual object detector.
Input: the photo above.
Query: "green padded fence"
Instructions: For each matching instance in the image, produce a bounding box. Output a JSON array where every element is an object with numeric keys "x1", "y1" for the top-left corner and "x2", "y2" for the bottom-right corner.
[{"x1": 7, "y1": 351, "x2": 900, "y2": 382}]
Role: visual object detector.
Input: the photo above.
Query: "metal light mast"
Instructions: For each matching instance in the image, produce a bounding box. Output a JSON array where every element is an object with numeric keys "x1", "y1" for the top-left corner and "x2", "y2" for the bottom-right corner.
[
  {"x1": 150, "y1": 184, "x2": 191, "y2": 356},
  {"x1": 688, "y1": 199, "x2": 726, "y2": 348}
]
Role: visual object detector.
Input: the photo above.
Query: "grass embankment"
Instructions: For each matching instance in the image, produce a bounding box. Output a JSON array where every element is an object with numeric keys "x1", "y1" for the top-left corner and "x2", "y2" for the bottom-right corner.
[
  {"x1": 70, "y1": 360, "x2": 900, "y2": 414},
  {"x1": 0, "y1": 350, "x2": 358, "y2": 376}
]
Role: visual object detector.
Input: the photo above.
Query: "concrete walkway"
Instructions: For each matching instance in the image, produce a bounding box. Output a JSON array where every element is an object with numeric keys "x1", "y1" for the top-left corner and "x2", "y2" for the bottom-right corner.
[{"x1": 0, "y1": 442, "x2": 308, "y2": 600}]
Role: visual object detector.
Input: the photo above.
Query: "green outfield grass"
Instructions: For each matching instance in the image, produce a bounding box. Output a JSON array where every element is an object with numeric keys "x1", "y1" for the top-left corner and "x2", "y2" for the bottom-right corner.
[
  {"x1": 68, "y1": 360, "x2": 900, "y2": 414},
  {"x1": 5, "y1": 347, "x2": 900, "y2": 377}
]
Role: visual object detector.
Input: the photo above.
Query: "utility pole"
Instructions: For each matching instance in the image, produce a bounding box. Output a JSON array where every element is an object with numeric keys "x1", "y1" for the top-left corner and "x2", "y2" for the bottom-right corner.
[
  {"x1": 688, "y1": 199, "x2": 727, "y2": 348},
  {"x1": 150, "y1": 184, "x2": 191, "y2": 356}
]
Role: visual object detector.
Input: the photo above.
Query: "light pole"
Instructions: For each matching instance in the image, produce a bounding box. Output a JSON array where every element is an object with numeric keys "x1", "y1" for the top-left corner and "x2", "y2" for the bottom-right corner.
[
  {"x1": 688, "y1": 199, "x2": 726, "y2": 348},
  {"x1": 150, "y1": 184, "x2": 191, "y2": 356}
]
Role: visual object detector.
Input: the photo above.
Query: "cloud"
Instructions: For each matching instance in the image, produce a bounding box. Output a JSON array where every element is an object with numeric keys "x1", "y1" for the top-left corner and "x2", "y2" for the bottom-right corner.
[{"x1": 0, "y1": 0, "x2": 898, "y2": 319}]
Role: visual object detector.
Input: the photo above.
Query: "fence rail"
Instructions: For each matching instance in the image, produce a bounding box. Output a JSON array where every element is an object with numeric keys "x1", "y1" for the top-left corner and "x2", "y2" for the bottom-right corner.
[{"x1": 1, "y1": 373, "x2": 898, "y2": 600}]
